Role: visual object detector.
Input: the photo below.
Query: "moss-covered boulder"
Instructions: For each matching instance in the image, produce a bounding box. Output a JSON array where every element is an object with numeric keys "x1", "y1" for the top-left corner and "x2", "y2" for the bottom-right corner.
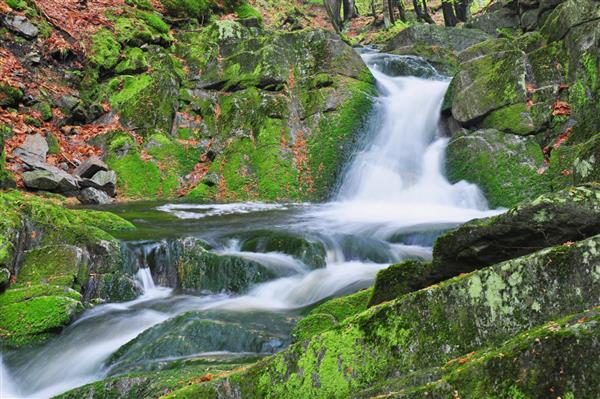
[
  {"x1": 0, "y1": 191, "x2": 138, "y2": 347},
  {"x1": 107, "y1": 311, "x2": 294, "y2": 375},
  {"x1": 367, "y1": 260, "x2": 434, "y2": 307},
  {"x1": 292, "y1": 288, "x2": 372, "y2": 342},
  {"x1": 357, "y1": 308, "x2": 600, "y2": 398},
  {"x1": 176, "y1": 238, "x2": 276, "y2": 293},
  {"x1": 172, "y1": 233, "x2": 600, "y2": 397},
  {"x1": 449, "y1": 44, "x2": 528, "y2": 124},
  {"x1": 235, "y1": 230, "x2": 327, "y2": 269},
  {"x1": 383, "y1": 24, "x2": 491, "y2": 75},
  {"x1": 445, "y1": 128, "x2": 549, "y2": 208},
  {"x1": 0, "y1": 285, "x2": 83, "y2": 348},
  {"x1": 433, "y1": 184, "x2": 600, "y2": 278},
  {"x1": 0, "y1": 125, "x2": 16, "y2": 189},
  {"x1": 55, "y1": 355, "x2": 260, "y2": 399}
]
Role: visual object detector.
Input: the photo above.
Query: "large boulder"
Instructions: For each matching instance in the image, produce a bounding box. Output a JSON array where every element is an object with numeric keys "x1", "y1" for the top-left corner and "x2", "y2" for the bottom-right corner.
[
  {"x1": 22, "y1": 167, "x2": 80, "y2": 196},
  {"x1": 384, "y1": 24, "x2": 491, "y2": 74},
  {"x1": 2, "y1": 14, "x2": 39, "y2": 39},
  {"x1": 107, "y1": 311, "x2": 294, "y2": 375},
  {"x1": 445, "y1": 129, "x2": 546, "y2": 208},
  {"x1": 432, "y1": 184, "x2": 600, "y2": 277},
  {"x1": 13, "y1": 133, "x2": 48, "y2": 164}
]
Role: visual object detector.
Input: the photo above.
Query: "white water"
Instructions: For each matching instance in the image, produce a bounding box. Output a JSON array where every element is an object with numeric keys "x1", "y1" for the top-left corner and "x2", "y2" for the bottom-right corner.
[{"x1": 2, "y1": 52, "x2": 502, "y2": 398}]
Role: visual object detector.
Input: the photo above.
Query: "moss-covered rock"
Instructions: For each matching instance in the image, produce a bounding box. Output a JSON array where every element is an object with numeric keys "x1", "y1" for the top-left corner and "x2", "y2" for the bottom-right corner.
[
  {"x1": 0, "y1": 125, "x2": 16, "y2": 189},
  {"x1": 445, "y1": 129, "x2": 549, "y2": 208},
  {"x1": 55, "y1": 355, "x2": 260, "y2": 399},
  {"x1": 235, "y1": 230, "x2": 327, "y2": 269},
  {"x1": 160, "y1": 0, "x2": 242, "y2": 20},
  {"x1": 176, "y1": 238, "x2": 276, "y2": 293},
  {"x1": 433, "y1": 184, "x2": 600, "y2": 278},
  {"x1": 172, "y1": 233, "x2": 600, "y2": 397},
  {"x1": 383, "y1": 24, "x2": 491, "y2": 75},
  {"x1": 17, "y1": 245, "x2": 89, "y2": 288},
  {"x1": 357, "y1": 308, "x2": 600, "y2": 398},
  {"x1": 177, "y1": 27, "x2": 375, "y2": 202},
  {"x1": 114, "y1": 47, "x2": 149, "y2": 74},
  {"x1": 107, "y1": 310, "x2": 294, "y2": 375},
  {"x1": 367, "y1": 260, "x2": 434, "y2": 307},
  {"x1": 0, "y1": 291, "x2": 83, "y2": 348},
  {"x1": 292, "y1": 288, "x2": 372, "y2": 342},
  {"x1": 89, "y1": 28, "x2": 121, "y2": 71}
]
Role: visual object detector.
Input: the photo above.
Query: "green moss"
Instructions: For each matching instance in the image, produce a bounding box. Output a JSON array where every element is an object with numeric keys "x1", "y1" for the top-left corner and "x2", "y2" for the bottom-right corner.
[
  {"x1": 0, "y1": 285, "x2": 81, "y2": 307},
  {"x1": 482, "y1": 103, "x2": 535, "y2": 136},
  {"x1": 6, "y1": 0, "x2": 27, "y2": 10},
  {"x1": 34, "y1": 101, "x2": 53, "y2": 121},
  {"x1": 89, "y1": 28, "x2": 121, "y2": 70},
  {"x1": 0, "y1": 84, "x2": 24, "y2": 107},
  {"x1": 0, "y1": 295, "x2": 82, "y2": 347},
  {"x1": 113, "y1": 14, "x2": 171, "y2": 47},
  {"x1": 235, "y1": 2, "x2": 262, "y2": 22},
  {"x1": 18, "y1": 245, "x2": 87, "y2": 288},
  {"x1": 368, "y1": 260, "x2": 434, "y2": 307}
]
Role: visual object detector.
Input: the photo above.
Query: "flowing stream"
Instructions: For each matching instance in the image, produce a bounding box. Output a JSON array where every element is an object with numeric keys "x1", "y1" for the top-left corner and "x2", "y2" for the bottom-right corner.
[{"x1": 1, "y1": 50, "x2": 501, "y2": 398}]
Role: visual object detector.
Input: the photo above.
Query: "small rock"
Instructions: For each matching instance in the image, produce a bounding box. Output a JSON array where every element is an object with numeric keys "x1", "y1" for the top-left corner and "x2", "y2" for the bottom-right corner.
[
  {"x1": 74, "y1": 156, "x2": 108, "y2": 178},
  {"x1": 77, "y1": 187, "x2": 114, "y2": 205},
  {"x1": 202, "y1": 172, "x2": 220, "y2": 187},
  {"x1": 58, "y1": 162, "x2": 69, "y2": 171},
  {"x1": 14, "y1": 134, "x2": 48, "y2": 163},
  {"x1": 81, "y1": 170, "x2": 117, "y2": 196},
  {"x1": 3, "y1": 15, "x2": 39, "y2": 39},
  {"x1": 22, "y1": 166, "x2": 79, "y2": 195},
  {"x1": 25, "y1": 51, "x2": 41, "y2": 64},
  {"x1": 56, "y1": 95, "x2": 80, "y2": 112}
]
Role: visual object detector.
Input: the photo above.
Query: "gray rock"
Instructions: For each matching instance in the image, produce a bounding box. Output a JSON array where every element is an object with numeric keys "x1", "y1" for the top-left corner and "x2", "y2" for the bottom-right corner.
[
  {"x1": 385, "y1": 24, "x2": 491, "y2": 54},
  {"x1": 77, "y1": 187, "x2": 114, "y2": 205},
  {"x1": 74, "y1": 156, "x2": 108, "y2": 178},
  {"x1": 467, "y1": 7, "x2": 520, "y2": 35},
  {"x1": 56, "y1": 95, "x2": 80, "y2": 112},
  {"x1": 81, "y1": 170, "x2": 117, "y2": 196},
  {"x1": 22, "y1": 167, "x2": 79, "y2": 195},
  {"x1": 3, "y1": 15, "x2": 38, "y2": 39},
  {"x1": 202, "y1": 172, "x2": 220, "y2": 187},
  {"x1": 14, "y1": 134, "x2": 48, "y2": 163}
]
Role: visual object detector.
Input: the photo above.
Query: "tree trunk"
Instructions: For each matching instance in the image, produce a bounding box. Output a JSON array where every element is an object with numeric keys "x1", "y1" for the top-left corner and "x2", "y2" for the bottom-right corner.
[
  {"x1": 395, "y1": 0, "x2": 407, "y2": 22},
  {"x1": 342, "y1": 0, "x2": 356, "y2": 21},
  {"x1": 421, "y1": 0, "x2": 435, "y2": 23},
  {"x1": 412, "y1": 0, "x2": 424, "y2": 22},
  {"x1": 454, "y1": 0, "x2": 470, "y2": 22},
  {"x1": 442, "y1": 0, "x2": 458, "y2": 26},
  {"x1": 324, "y1": 0, "x2": 343, "y2": 32},
  {"x1": 383, "y1": 0, "x2": 393, "y2": 28}
]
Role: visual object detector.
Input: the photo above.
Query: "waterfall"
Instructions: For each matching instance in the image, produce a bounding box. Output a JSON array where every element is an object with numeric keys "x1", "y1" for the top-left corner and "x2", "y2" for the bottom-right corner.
[{"x1": 1, "y1": 355, "x2": 19, "y2": 398}]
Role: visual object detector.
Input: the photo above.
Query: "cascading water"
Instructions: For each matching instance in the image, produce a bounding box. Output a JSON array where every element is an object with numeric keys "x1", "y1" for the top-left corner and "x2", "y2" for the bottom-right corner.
[{"x1": 1, "y1": 51, "x2": 501, "y2": 399}]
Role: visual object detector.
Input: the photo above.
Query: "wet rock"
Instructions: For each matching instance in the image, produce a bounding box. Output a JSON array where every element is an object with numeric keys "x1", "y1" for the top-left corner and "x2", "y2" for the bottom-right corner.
[
  {"x1": 432, "y1": 184, "x2": 600, "y2": 277},
  {"x1": 236, "y1": 230, "x2": 327, "y2": 269},
  {"x1": 22, "y1": 167, "x2": 79, "y2": 195},
  {"x1": 14, "y1": 133, "x2": 48, "y2": 163},
  {"x1": 2, "y1": 15, "x2": 39, "y2": 39},
  {"x1": 383, "y1": 24, "x2": 491, "y2": 74},
  {"x1": 77, "y1": 187, "x2": 114, "y2": 205},
  {"x1": 177, "y1": 240, "x2": 276, "y2": 293},
  {"x1": 83, "y1": 272, "x2": 140, "y2": 303},
  {"x1": 107, "y1": 311, "x2": 294, "y2": 375},
  {"x1": 74, "y1": 156, "x2": 109, "y2": 178},
  {"x1": 445, "y1": 129, "x2": 545, "y2": 208}
]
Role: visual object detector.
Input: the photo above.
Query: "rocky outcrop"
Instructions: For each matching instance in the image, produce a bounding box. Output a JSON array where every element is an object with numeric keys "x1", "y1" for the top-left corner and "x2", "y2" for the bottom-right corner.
[
  {"x1": 0, "y1": 191, "x2": 138, "y2": 348},
  {"x1": 444, "y1": 0, "x2": 600, "y2": 207},
  {"x1": 161, "y1": 233, "x2": 600, "y2": 397},
  {"x1": 384, "y1": 24, "x2": 491, "y2": 75}
]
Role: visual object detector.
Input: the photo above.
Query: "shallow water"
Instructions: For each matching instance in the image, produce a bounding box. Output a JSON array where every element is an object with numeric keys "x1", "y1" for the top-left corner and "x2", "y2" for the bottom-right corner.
[{"x1": 1, "y1": 50, "x2": 502, "y2": 398}]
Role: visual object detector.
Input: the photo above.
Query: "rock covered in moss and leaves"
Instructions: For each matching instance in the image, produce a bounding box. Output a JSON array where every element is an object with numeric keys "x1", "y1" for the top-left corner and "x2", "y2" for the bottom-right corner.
[
  {"x1": 367, "y1": 260, "x2": 434, "y2": 307},
  {"x1": 170, "y1": 233, "x2": 600, "y2": 397}
]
